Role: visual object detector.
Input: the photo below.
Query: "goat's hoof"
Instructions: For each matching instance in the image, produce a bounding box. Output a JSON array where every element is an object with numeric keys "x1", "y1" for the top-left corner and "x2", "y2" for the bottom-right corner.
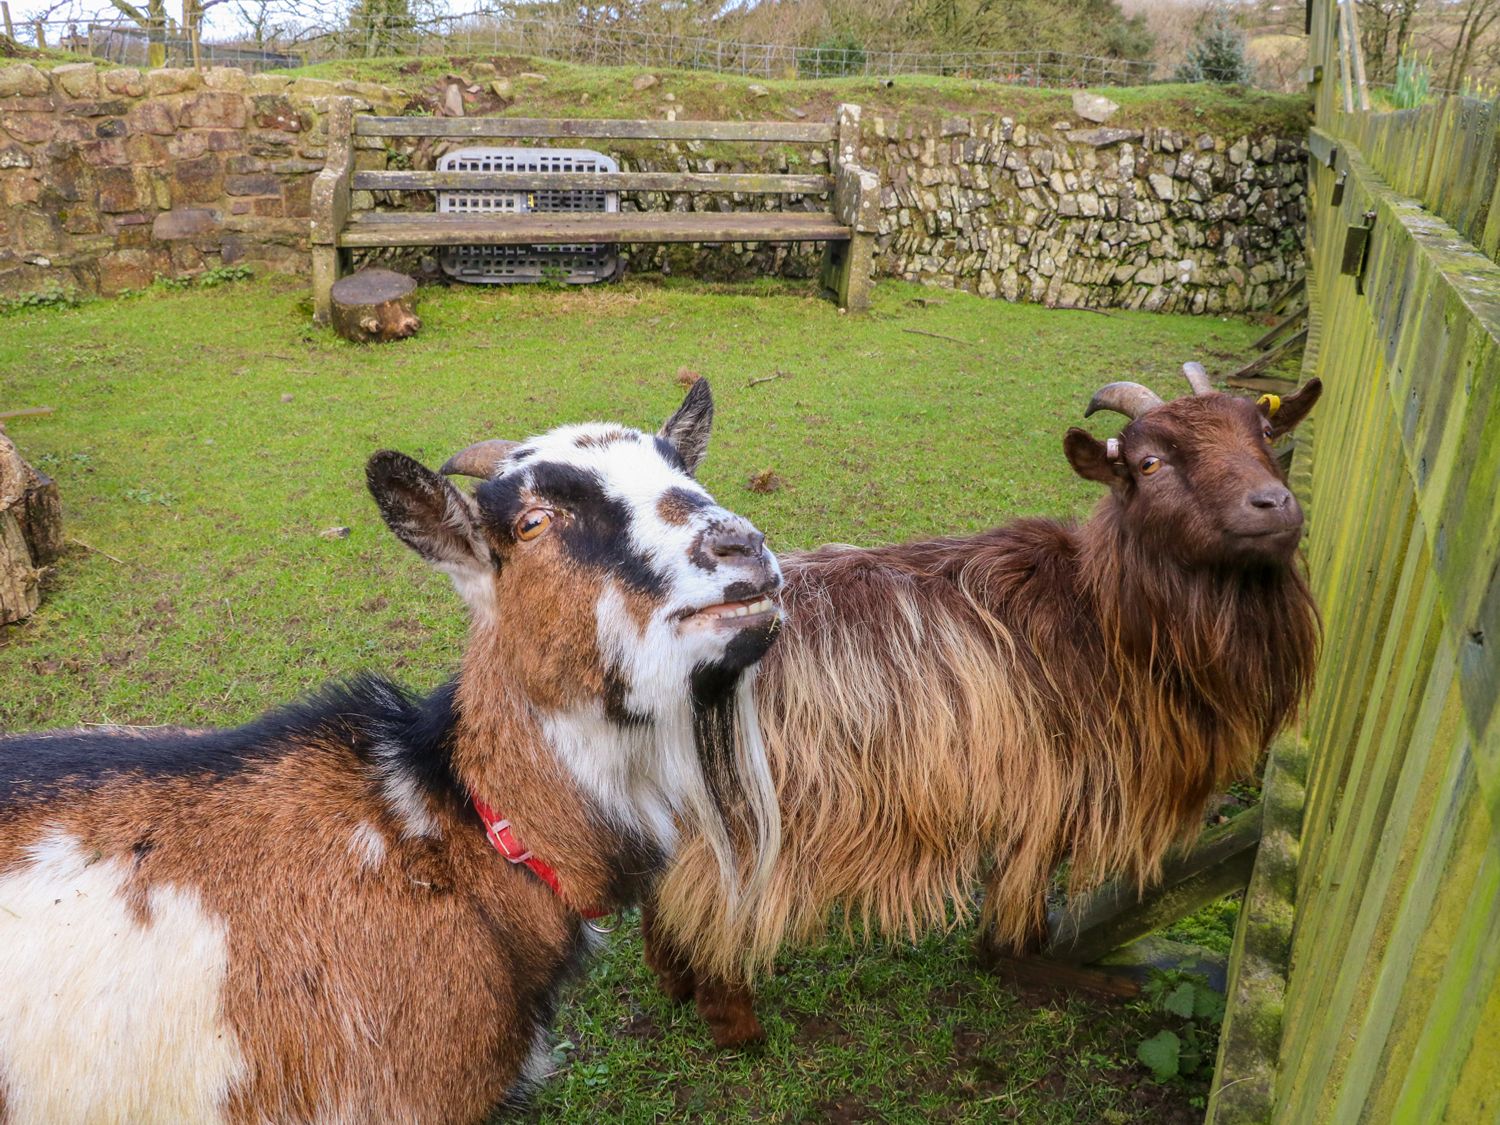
[
  {"x1": 708, "y1": 1016, "x2": 766, "y2": 1051},
  {"x1": 974, "y1": 932, "x2": 1041, "y2": 971}
]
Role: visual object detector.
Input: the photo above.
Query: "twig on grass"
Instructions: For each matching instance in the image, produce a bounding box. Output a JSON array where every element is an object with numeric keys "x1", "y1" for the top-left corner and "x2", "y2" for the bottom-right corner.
[
  {"x1": 0, "y1": 406, "x2": 54, "y2": 421},
  {"x1": 901, "y1": 327, "x2": 979, "y2": 346},
  {"x1": 747, "y1": 371, "x2": 787, "y2": 388},
  {"x1": 70, "y1": 538, "x2": 125, "y2": 565}
]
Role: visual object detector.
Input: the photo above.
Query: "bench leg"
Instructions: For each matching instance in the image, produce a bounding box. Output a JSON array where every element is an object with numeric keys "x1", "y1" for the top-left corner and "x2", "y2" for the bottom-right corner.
[
  {"x1": 311, "y1": 245, "x2": 344, "y2": 325},
  {"x1": 823, "y1": 235, "x2": 873, "y2": 313}
]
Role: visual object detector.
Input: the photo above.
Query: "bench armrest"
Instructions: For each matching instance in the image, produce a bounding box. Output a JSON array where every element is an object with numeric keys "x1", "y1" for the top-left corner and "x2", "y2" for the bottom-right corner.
[
  {"x1": 834, "y1": 163, "x2": 880, "y2": 235},
  {"x1": 310, "y1": 97, "x2": 356, "y2": 247}
]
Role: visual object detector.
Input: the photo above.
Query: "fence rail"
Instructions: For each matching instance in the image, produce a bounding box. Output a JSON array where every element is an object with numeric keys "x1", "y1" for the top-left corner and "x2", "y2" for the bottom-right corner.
[{"x1": 10, "y1": 13, "x2": 1160, "y2": 87}]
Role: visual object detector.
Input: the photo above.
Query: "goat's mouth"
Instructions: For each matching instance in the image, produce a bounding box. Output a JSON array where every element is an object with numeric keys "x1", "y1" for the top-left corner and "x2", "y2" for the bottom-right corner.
[{"x1": 684, "y1": 595, "x2": 781, "y2": 627}]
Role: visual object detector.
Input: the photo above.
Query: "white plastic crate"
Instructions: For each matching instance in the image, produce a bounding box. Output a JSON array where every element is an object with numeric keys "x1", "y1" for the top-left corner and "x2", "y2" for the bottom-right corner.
[{"x1": 436, "y1": 147, "x2": 620, "y2": 285}]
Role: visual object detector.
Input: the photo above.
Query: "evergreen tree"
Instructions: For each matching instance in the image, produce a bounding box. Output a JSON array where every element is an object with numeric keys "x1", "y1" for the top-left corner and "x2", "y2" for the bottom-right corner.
[{"x1": 1174, "y1": 13, "x2": 1254, "y2": 85}]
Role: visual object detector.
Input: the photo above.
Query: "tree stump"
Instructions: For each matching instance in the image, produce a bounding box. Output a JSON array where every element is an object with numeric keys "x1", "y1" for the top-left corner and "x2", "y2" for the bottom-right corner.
[
  {"x1": 330, "y1": 268, "x2": 422, "y2": 343},
  {"x1": 0, "y1": 433, "x2": 62, "y2": 625}
]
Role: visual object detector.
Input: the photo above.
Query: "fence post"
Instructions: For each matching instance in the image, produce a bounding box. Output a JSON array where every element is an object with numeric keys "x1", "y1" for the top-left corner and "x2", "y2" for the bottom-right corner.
[{"x1": 32, "y1": 18, "x2": 43, "y2": 47}]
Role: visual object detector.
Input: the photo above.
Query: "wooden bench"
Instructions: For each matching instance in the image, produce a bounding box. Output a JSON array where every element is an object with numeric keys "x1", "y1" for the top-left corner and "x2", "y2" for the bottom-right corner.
[{"x1": 309, "y1": 100, "x2": 880, "y2": 323}]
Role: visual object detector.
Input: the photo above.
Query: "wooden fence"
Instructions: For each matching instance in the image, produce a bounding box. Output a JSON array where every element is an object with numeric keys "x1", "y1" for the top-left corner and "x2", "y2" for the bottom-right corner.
[{"x1": 1209, "y1": 2, "x2": 1500, "y2": 1121}]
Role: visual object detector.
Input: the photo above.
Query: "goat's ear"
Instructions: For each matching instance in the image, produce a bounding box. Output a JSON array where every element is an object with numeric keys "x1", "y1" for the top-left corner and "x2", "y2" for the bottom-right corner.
[
  {"x1": 1261, "y1": 378, "x2": 1322, "y2": 438},
  {"x1": 659, "y1": 377, "x2": 714, "y2": 475},
  {"x1": 1064, "y1": 428, "x2": 1122, "y2": 485},
  {"x1": 367, "y1": 451, "x2": 495, "y2": 611}
]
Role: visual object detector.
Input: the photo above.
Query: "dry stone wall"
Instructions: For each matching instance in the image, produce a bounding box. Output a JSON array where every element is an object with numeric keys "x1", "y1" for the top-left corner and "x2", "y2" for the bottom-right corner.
[
  {"x1": 0, "y1": 61, "x2": 402, "y2": 295},
  {"x1": 865, "y1": 111, "x2": 1305, "y2": 313},
  {"x1": 0, "y1": 62, "x2": 1305, "y2": 313}
]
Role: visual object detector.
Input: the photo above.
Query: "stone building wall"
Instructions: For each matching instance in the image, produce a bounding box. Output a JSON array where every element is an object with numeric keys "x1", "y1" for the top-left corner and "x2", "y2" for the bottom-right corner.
[{"x1": 0, "y1": 62, "x2": 1304, "y2": 313}]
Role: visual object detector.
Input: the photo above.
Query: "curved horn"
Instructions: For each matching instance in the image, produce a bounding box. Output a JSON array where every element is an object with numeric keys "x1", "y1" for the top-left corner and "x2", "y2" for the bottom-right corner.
[
  {"x1": 1084, "y1": 381, "x2": 1165, "y2": 420},
  {"x1": 439, "y1": 439, "x2": 520, "y2": 479},
  {"x1": 1182, "y1": 361, "x2": 1215, "y2": 396}
]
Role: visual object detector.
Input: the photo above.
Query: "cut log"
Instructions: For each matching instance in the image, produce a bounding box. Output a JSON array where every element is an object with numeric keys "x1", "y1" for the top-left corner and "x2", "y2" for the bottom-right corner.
[
  {"x1": 0, "y1": 432, "x2": 62, "y2": 625},
  {"x1": 330, "y1": 268, "x2": 421, "y2": 344}
]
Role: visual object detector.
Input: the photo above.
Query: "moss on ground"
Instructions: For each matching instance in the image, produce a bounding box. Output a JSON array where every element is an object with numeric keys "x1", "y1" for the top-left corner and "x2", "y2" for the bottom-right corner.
[{"x1": 0, "y1": 274, "x2": 1273, "y2": 1120}]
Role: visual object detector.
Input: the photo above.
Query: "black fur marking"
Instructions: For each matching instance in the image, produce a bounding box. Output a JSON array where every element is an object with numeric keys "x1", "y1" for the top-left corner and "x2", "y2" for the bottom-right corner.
[
  {"x1": 490, "y1": 907, "x2": 593, "y2": 1113},
  {"x1": 690, "y1": 661, "x2": 742, "y2": 819},
  {"x1": 602, "y1": 666, "x2": 654, "y2": 729},
  {"x1": 721, "y1": 580, "x2": 763, "y2": 602},
  {"x1": 479, "y1": 460, "x2": 668, "y2": 597},
  {"x1": 599, "y1": 823, "x2": 668, "y2": 908},
  {"x1": 688, "y1": 527, "x2": 720, "y2": 572},
  {"x1": 0, "y1": 675, "x2": 466, "y2": 812}
]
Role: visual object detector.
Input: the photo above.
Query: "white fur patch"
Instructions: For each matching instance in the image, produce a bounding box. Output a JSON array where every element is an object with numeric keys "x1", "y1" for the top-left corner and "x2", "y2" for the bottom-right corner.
[
  {"x1": 349, "y1": 821, "x2": 387, "y2": 870},
  {"x1": 0, "y1": 830, "x2": 247, "y2": 1124},
  {"x1": 519, "y1": 1026, "x2": 555, "y2": 1091},
  {"x1": 541, "y1": 702, "x2": 679, "y2": 854},
  {"x1": 370, "y1": 743, "x2": 439, "y2": 840}
]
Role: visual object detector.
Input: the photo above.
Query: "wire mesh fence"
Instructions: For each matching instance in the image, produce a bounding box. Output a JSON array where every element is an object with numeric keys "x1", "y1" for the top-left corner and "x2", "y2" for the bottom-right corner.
[
  {"x1": 10, "y1": 12, "x2": 1161, "y2": 88},
  {"x1": 78, "y1": 24, "x2": 302, "y2": 71}
]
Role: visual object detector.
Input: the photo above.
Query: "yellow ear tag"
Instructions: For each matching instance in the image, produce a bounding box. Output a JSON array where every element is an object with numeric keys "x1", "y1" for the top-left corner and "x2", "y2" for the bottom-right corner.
[{"x1": 1257, "y1": 393, "x2": 1282, "y2": 417}]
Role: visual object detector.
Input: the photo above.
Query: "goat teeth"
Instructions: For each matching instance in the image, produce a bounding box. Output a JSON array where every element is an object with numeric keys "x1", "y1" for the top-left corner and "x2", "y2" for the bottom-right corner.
[{"x1": 699, "y1": 597, "x2": 775, "y2": 620}]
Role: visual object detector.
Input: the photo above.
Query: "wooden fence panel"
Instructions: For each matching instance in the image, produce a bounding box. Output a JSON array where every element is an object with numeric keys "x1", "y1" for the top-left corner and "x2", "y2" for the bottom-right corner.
[{"x1": 1209, "y1": 9, "x2": 1500, "y2": 1116}]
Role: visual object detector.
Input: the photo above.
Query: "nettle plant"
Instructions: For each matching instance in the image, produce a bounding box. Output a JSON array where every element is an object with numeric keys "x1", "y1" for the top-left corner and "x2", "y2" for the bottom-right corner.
[{"x1": 1135, "y1": 970, "x2": 1227, "y2": 1082}]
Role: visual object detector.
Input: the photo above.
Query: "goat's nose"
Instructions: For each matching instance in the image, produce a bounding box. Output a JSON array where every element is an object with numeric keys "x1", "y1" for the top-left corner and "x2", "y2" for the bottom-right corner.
[
  {"x1": 709, "y1": 526, "x2": 766, "y2": 560},
  {"x1": 1248, "y1": 485, "x2": 1292, "y2": 511}
]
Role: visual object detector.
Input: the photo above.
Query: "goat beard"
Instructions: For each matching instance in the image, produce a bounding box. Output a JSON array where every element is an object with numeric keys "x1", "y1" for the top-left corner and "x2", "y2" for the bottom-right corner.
[{"x1": 679, "y1": 667, "x2": 781, "y2": 923}]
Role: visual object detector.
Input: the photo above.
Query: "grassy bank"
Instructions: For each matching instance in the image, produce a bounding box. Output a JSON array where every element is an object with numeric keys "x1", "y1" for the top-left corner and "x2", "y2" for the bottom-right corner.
[{"x1": 277, "y1": 53, "x2": 1308, "y2": 137}]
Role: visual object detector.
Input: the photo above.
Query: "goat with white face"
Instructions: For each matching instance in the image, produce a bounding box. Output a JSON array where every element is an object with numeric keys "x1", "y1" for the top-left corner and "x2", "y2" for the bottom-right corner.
[{"x1": 0, "y1": 380, "x2": 780, "y2": 1124}]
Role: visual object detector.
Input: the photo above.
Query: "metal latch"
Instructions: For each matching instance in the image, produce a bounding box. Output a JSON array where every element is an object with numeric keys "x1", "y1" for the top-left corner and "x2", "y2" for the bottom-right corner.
[{"x1": 1341, "y1": 209, "x2": 1376, "y2": 292}]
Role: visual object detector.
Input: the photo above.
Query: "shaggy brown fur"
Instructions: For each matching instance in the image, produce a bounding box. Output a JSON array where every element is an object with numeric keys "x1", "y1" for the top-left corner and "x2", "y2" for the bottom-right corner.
[{"x1": 648, "y1": 381, "x2": 1323, "y2": 1046}]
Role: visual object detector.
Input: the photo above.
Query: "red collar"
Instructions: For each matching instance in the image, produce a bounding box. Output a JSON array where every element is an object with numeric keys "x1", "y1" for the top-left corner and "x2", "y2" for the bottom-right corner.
[{"x1": 472, "y1": 795, "x2": 610, "y2": 920}]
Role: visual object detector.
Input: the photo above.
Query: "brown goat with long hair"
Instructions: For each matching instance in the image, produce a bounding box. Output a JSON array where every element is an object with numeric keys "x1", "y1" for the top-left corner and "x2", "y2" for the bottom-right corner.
[
  {"x1": 636, "y1": 366, "x2": 1323, "y2": 1047},
  {"x1": 0, "y1": 382, "x2": 786, "y2": 1121}
]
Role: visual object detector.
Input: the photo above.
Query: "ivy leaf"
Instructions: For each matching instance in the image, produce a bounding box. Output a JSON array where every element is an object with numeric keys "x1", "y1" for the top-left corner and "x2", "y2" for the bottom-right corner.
[
  {"x1": 1164, "y1": 982, "x2": 1197, "y2": 1019},
  {"x1": 1137, "y1": 1030, "x2": 1181, "y2": 1080}
]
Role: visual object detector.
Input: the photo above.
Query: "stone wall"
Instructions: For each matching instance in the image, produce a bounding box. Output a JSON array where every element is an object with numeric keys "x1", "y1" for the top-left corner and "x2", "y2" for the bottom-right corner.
[
  {"x1": 0, "y1": 63, "x2": 1305, "y2": 313},
  {"x1": 0, "y1": 61, "x2": 402, "y2": 294},
  {"x1": 864, "y1": 110, "x2": 1305, "y2": 313}
]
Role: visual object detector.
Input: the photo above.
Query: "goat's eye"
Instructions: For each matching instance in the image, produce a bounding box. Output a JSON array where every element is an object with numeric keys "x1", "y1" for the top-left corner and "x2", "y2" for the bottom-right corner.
[
  {"x1": 1263, "y1": 424, "x2": 1274, "y2": 440},
  {"x1": 515, "y1": 508, "x2": 553, "y2": 541},
  {"x1": 1140, "y1": 456, "x2": 1162, "y2": 475}
]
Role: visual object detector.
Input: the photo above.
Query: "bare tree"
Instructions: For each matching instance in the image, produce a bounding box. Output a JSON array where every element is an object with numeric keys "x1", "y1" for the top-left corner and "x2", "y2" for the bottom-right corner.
[
  {"x1": 1445, "y1": 0, "x2": 1500, "y2": 90},
  {"x1": 1356, "y1": 0, "x2": 1424, "y2": 84}
]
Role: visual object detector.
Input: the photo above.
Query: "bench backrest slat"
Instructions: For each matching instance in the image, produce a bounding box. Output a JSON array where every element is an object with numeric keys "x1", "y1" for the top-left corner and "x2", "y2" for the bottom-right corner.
[
  {"x1": 352, "y1": 170, "x2": 835, "y2": 195},
  {"x1": 352, "y1": 116, "x2": 836, "y2": 143}
]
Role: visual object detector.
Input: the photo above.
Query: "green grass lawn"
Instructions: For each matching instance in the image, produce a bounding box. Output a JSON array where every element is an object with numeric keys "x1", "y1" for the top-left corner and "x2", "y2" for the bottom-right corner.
[{"x1": 0, "y1": 275, "x2": 1265, "y2": 1121}]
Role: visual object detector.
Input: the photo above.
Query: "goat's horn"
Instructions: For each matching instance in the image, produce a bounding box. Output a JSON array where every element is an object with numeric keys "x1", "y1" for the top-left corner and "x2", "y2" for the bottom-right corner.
[
  {"x1": 1084, "y1": 382, "x2": 1164, "y2": 420},
  {"x1": 440, "y1": 439, "x2": 520, "y2": 479},
  {"x1": 1182, "y1": 361, "x2": 1215, "y2": 396}
]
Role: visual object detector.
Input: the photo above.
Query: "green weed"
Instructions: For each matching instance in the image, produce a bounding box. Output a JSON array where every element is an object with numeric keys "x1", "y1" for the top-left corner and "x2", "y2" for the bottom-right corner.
[
  {"x1": 1, "y1": 284, "x2": 86, "y2": 315},
  {"x1": 1134, "y1": 971, "x2": 1226, "y2": 1083}
]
